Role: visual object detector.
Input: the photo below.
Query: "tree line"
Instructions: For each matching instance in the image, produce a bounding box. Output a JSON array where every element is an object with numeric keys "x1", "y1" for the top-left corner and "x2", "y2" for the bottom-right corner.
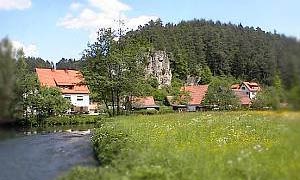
[
  {"x1": 127, "y1": 19, "x2": 300, "y2": 89},
  {"x1": 80, "y1": 19, "x2": 300, "y2": 112},
  {"x1": 56, "y1": 18, "x2": 300, "y2": 92}
]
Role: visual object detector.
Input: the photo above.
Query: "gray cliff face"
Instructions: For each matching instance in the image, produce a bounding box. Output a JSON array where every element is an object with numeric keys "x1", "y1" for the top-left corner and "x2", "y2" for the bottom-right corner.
[{"x1": 146, "y1": 51, "x2": 172, "y2": 88}]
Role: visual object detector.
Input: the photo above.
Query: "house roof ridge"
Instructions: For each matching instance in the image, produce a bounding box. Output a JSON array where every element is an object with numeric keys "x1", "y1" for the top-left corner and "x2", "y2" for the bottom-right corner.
[{"x1": 36, "y1": 68, "x2": 89, "y2": 94}]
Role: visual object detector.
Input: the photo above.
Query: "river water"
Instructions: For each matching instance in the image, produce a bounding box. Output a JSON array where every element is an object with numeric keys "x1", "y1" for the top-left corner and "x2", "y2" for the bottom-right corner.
[{"x1": 0, "y1": 126, "x2": 98, "y2": 180}]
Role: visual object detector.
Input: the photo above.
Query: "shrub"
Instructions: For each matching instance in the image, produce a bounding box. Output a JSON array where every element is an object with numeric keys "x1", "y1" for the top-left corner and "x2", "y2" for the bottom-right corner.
[
  {"x1": 92, "y1": 127, "x2": 129, "y2": 165},
  {"x1": 288, "y1": 85, "x2": 300, "y2": 110},
  {"x1": 251, "y1": 87, "x2": 280, "y2": 110},
  {"x1": 153, "y1": 89, "x2": 168, "y2": 101},
  {"x1": 44, "y1": 115, "x2": 103, "y2": 126},
  {"x1": 133, "y1": 109, "x2": 158, "y2": 115},
  {"x1": 158, "y1": 106, "x2": 174, "y2": 114},
  {"x1": 203, "y1": 76, "x2": 239, "y2": 110}
]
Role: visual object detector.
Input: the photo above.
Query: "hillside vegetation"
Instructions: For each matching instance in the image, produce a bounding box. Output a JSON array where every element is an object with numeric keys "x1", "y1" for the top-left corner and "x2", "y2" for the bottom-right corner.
[
  {"x1": 127, "y1": 19, "x2": 300, "y2": 88},
  {"x1": 62, "y1": 111, "x2": 300, "y2": 180}
]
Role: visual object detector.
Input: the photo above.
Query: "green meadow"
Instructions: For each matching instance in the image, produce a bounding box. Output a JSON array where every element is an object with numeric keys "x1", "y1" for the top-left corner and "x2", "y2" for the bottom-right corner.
[{"x1": 62, "y1": 111, "x2": 300, "y2": 180}]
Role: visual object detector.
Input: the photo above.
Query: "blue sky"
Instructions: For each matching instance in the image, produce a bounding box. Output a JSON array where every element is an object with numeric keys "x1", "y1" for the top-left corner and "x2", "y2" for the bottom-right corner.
[{"x1": 0, "y1": 0, "x2": 299, "y2": 63}]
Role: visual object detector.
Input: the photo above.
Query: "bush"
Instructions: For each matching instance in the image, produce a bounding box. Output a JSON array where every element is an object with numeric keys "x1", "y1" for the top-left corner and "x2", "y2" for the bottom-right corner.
[
  {"x1": 251, "y1": 87, "x2": 280, "y2": 110},
  {"x1": 92, "y1": 127, "x2": 129, "y2": 165},
  {"x1": 133, "y1": 109, "x2": 158, "y2": 115},
  {"x1": 203, "y1": 76, "x2": 239, "y2": 110},
  {"x1": 132, "y1": 107, "x2": 174, "y2": 115},
  {"x1": 158, "y1": 106, "x2": 174, "y2": 114},
  {"x1": 153, "y1": 89, "x2": 168, "y2": 101},
  {"x1": 44, "y1": 115, "x2": 103, "y2": 126},
  {"x1": 288, "y1": 85, "x2": 300, "y2": 110}
]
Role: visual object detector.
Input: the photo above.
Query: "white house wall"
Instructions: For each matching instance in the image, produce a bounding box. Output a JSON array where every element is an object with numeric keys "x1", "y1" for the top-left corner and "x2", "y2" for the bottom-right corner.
[
  {"x1": 240, "y1": 84, "x2": 250, "y2": 94},
  {"x1": 63, "y1": 94, "x2": 89, "y2": 107},
  {"x1": 250, "y1": 92, "x2": 257, "y2": 99},
  {"x1": 240, "y1": 84, "x2": 257, "y2": 100}
]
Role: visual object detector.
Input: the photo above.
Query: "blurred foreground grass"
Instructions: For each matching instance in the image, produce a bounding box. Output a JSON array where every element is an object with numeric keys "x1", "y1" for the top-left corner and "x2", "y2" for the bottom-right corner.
[{"x1": 62, "y1": 111, "x2": 300, "y2": 180}]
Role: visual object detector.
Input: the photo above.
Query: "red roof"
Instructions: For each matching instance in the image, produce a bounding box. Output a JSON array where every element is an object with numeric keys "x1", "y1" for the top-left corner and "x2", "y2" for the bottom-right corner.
[
  {"x1": 35, "y1": 68, "x2": 89, "y2": 94},
  {"x1": 231, "y1": 82, "x2": 261, "y2": 92},
  {"x1": 233, "y1": 90, "x2": 252, "y2": 105},
  {"x1": 231, "y1": 84, "x2": 240, "y2": 89},
  {"x1": 181, "y1": 85, "x2": 209, "y2": 105},
  {"x1": 132, "y1": 96, "x2": 159, "y2": 108},
  {"x1": 243, "y1": 82, "x2": 261, "y2": 92}
]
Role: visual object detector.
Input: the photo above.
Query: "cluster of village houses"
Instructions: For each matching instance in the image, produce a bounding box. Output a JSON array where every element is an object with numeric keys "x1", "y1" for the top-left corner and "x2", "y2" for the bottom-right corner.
[{"x1": 35, "y1": 68, "x2": 261, "y2": 114}]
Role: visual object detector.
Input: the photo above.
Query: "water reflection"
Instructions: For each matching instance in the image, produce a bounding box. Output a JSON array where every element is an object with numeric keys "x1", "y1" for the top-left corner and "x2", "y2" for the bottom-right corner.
[{"x1": 0, "y1": 125, "x2": 98, "y2": 180}]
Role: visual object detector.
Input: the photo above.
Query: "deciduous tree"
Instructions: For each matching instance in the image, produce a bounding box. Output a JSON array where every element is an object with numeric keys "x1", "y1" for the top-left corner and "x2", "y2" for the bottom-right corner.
[{"x1": 203, "y1": 77, "x2": 239, "y2": 110}]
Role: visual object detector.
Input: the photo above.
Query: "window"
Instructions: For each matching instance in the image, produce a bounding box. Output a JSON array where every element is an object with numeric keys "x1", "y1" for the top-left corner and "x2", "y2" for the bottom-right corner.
[
  {"x1": 64, "y1": 96, "x2": 71, "y2": 101},
  {"x1": 77, "y1": 96, "x2": 84, "y2": 101},
  {"x1": 59, "y1": 85, "x2": 74, "y2": 90},
  {"x1": 242, "y1": 86, "x2": 246, "y2": 90},
  {"x1": 246, "y1": 92, "x2": 249, "y2": 95}
]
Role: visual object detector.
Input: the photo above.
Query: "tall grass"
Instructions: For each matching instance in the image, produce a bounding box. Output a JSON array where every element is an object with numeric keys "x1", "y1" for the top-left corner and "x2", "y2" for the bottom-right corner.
[{"x1": 61, "y1": 111, "x2": 300, "y2": 180}]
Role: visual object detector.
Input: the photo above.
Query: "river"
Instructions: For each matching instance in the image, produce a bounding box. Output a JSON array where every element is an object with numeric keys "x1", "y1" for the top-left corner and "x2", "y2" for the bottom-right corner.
[{"x1": 0, "y1": 125, "x2": 98, "y2": 180}]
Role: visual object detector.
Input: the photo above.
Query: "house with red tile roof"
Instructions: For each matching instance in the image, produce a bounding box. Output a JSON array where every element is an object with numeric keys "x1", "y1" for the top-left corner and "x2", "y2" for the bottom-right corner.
[
  {"x1": 233, "y1": 90, "x2": 252, "y2": 107},
  {"x1": 231, "y1": 81, "x2": 261, "y2": 106},
  {"x1": 35, "y1": 68, "x2": 90, "y2": 113},
  {"x1": 132, "y1": 96, "x2": 159, "y2": 110},
  {"x1": 231, "y1": 82, "x2": 261, "y2": 100},
  {"x1": 168, "y1": 85, "x2": 209, "y2": 112}
]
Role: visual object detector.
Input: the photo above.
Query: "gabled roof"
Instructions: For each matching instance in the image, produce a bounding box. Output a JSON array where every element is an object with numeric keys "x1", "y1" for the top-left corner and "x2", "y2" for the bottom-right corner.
[
  {"x1": 233, "y1": 90, "x2": 252, "y2": 105},
  {"x1": 35, "y1": 68, "x2": 89, "y2": 94},
  {"x1": 132, "y1": 96, "x2": 159, "y2": 109},
  {"x1": 242, "y1": 82, "x2": 261, "y2": 92},
  {"x1": 231, "y1": 82, "x2": 261, "y2": 92},
  {"x1": 181, "y1": 85, "x2": 209, "y2": 106},
  {"x1": 231, "y1": 84, "x2": 240, "y2": 90}
]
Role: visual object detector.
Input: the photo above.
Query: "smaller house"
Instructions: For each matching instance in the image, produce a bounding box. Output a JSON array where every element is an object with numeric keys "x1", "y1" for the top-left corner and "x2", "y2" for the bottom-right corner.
[
  {"x1": 233, "y1": 90, "x2": 252, "y2": 107},
  {"x1": 132, "y1": 96, "x2": 160, "y2": 110},
  {"x1": 231, "y1": 81, "x2": 261, "y2": 106},
  {"x1": 231, "y1": 82, "x2": 261, "y2": 100},
  {"x1": 168, "y1": 85, "x2": 209, "y2": 112}
]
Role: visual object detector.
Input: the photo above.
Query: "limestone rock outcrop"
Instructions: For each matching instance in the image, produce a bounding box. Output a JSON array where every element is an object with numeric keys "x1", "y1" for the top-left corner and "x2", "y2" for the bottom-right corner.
[{"x1": 146, "y1": 51, "x2": 172, "y2": 88}]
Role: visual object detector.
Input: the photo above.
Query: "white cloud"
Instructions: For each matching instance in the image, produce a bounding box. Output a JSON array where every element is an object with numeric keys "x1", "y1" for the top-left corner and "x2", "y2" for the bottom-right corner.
[
  {"x1": 89, "y1": 0, "x2": 131, "y2": 14},
  {"x1": 70, "y1": 2, "x2": 83, "y2": 11},
  {"x1": 12, "y1": 40, "x2": 38, "y2": 57},
  {"x1": 58, "y1": 0, "x2": 157, "y2": 40},
  {"x1": 0, "y1": 0, "x2": 31, "y2": 10}
]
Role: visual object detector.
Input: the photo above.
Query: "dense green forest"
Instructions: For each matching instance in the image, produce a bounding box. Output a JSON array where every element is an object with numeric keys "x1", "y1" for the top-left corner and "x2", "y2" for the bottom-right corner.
[
  {"x1": 55, "y1": 19, "x2": 300, "y2": 89},
  {"x1": 126, "y1": 19, "x2": 300, "y2": 89},
  {"x1": 55, "y1": 58, "x2": 83, "y2": 70},
  {"x1": 25, "y1": 57, "x2": 52, "y2": 71},
  {"x1": 22, "y1": 57, "x2": 81, "y2": 71}
]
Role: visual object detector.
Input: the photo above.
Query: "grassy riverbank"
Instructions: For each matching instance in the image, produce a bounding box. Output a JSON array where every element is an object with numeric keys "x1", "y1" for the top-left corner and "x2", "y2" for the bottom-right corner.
[
  {"x1": 14, "y1": 115, "x2": 103, "y2": 128},
  {"x1": 62, "y1": 111, "x2": 300, "y2": 180}
]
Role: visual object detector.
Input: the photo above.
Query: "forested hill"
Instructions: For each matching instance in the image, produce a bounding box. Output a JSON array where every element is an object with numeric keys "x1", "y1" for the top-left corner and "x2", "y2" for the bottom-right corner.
[
  {"x1": 127, "y1": 19, "x2": 300, "y2": 89},
  {"x1": 25, "y1": 57, "x2": 52, "y2": 71}
]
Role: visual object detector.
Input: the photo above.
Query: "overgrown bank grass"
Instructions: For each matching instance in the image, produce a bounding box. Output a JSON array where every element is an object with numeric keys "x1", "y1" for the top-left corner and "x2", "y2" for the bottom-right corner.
[
  {"x1": 16, "y1": 115, "x2": 104, "y2": 127},
  {"x1": 62, "y1": 111, "x2": 300, "y2": 180},
  {"x1": 45, "y1": 115, "x2": 102, "y2": 126}
]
